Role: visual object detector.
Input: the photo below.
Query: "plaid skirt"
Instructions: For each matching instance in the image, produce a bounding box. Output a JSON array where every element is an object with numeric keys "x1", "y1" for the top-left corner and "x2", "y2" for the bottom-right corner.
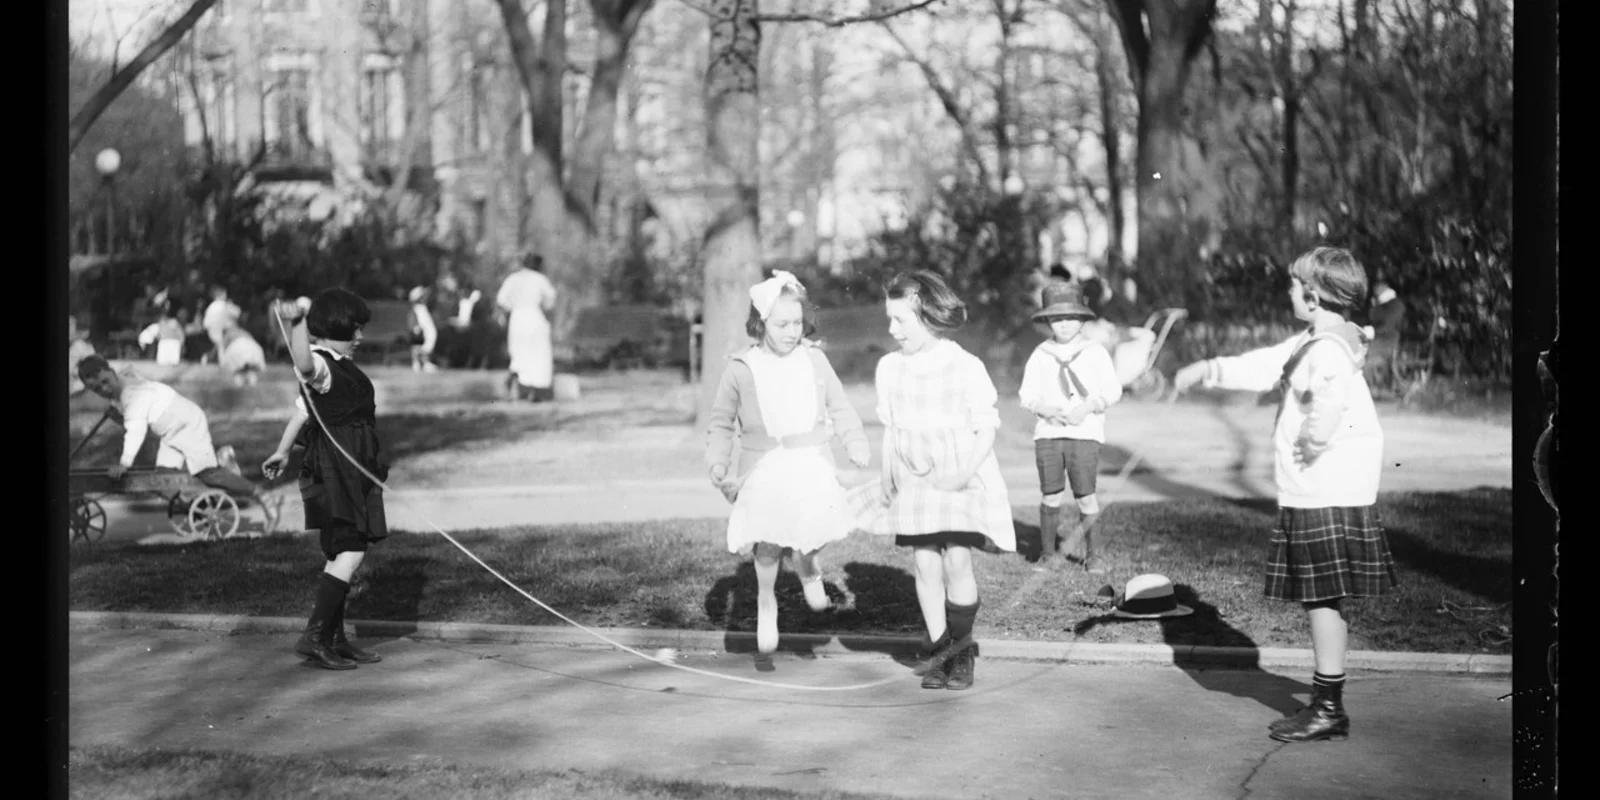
[{"x1": 1265, "y1": 506, "x2": 1399, "y2": 602}]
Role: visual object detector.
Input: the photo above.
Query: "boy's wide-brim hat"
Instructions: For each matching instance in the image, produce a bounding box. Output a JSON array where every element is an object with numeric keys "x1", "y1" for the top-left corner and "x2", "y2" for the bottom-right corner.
[
  {"x1": 1032, "y1": 281, "x2": 1097, "y2": 322},
  {"x1": 1111, "y1": 574, "x2": 1194, "y2": 619}
]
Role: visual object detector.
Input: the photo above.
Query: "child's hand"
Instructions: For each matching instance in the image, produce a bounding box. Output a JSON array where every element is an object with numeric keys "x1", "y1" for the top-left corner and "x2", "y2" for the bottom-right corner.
[
  {"x1": 274, "y1": 298, "x2": 308, "y2": 323},
  {"x1": 262, "y1": 451, "x2": 289, "y2": 480},
  {"x1": 106, "y1": 464, "x2": 127, "y2": 481},
  {"x1": 1034, "y1": 404, "x2": 1066, "y2": 420},
  {"x1": 1174, "y1": 362, "x2": 1209, "y2": 393},
  {"x1": 847, "y1": 441, "x2": 871, "y2": 469},
  {"x1": 1064, "y1": 404, "x2": 1092, "y2": 425},
  {"x1": 1293, "y1": 436, "x2": 1328, "y2": 468}
]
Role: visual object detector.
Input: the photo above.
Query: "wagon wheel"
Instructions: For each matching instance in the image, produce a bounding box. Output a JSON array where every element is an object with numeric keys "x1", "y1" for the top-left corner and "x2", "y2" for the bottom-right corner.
[
  {"x1": 69, "y1": 498, "x2": 107, "y2": 544},
  {"x1": 1129, "y1": 370, "x2": 1168, "y2": 400},
  {"x1": 167, "y1": 493, "x2": 199, "y2": 538},
  {"x1": 188, "y1": 491, "x2": 240, "y2": 541}
]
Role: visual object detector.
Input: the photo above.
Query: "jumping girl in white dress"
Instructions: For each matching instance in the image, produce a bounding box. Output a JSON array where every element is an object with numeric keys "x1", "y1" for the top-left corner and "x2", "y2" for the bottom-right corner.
[{"x1": 705, "y1": 271, "x2": 871, "y2": 661}]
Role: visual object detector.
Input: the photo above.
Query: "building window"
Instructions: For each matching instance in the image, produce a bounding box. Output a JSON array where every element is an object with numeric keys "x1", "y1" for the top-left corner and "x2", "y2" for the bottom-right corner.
[
  {"x1": 264, "y1": 67, "x2": 314, "y2": 159},
  {"x1": 199, "y1": 56, "x2": 237, "y2": 156},
  {"x1": 470, "y1": 64, "x2": 493, "y2": 153},
  {"x1": 361, "y1": 54, "x2": 403, "y2": 161}
]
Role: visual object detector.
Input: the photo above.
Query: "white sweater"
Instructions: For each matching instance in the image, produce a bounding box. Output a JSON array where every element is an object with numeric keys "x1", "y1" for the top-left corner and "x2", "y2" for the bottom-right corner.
[
  {"x1": 1202, "y1": 324, "x2": 1384, "y2": 508},
  {"x1": 1018, "y1": 339, "x2": 1122, "y2": 443}
]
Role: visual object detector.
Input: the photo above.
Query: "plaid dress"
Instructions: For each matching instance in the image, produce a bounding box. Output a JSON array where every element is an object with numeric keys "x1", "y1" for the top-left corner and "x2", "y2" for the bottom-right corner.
[
  {"x1": 847, "y1": 340, "x2": 1015, "y2": 551},
  {"x1": 1266, "y1": 506, "x2": 1398, "y2": 602}
]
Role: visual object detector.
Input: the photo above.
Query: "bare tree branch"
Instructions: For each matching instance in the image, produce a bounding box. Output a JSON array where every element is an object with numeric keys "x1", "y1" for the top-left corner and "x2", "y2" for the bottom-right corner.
[
  {"x1": 68, "y1": 0, "x2": 221, "y2": 155},
  {"x1": 878, "y1": 19, "x2": 991, "y2": 188},
  {"x1": 756, "y1": 0, "x2": 944, "y2": 27}
]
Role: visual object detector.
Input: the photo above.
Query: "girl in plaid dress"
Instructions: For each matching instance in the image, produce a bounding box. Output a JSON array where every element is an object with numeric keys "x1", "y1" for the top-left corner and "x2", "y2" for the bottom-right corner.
[
  {"x1": 269, "y1": 289, "x2": 390, "y2": 671},
  {"x1": 1174, "y1": 246, "x2": 1398, "y2": 743},
  {"x1": 848, "y1": 271, "x2": 1015, "y2": 691},
  {"x1": 705, "y1": 272, "x2": 871, "y2": 663}
]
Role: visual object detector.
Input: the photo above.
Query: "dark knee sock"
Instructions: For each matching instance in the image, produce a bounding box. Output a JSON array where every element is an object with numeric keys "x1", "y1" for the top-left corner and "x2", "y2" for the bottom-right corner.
[
  {"x1": 310, "y1": 573, "x2": 350, "y2": 627},
  {"x1": 945, "y1": 600, "x2": 979, "y2": 644}
]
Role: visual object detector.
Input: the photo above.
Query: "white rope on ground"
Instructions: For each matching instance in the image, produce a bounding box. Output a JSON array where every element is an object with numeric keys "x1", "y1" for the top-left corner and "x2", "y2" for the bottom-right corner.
[{"x1": 274, "y1": 312, "x2": 905, "y2": 692}]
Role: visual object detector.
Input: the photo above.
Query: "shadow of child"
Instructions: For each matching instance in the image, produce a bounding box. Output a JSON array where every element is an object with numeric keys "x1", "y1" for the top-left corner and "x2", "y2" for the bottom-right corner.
[{"x1": 1072, "y1": 583, "x2": 1308, "y2": 717}]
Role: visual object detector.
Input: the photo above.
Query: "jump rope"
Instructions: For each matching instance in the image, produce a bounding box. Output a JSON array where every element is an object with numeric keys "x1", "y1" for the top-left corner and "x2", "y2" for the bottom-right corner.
[{"x1": 273, "y1": 309, "x2": 1176, "y2": 691}]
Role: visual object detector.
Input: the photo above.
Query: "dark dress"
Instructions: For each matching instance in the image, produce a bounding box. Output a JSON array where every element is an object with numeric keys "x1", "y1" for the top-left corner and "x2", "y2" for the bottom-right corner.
[{"x1": 298, "y1": 351, "x2": 389, "y2": 555}]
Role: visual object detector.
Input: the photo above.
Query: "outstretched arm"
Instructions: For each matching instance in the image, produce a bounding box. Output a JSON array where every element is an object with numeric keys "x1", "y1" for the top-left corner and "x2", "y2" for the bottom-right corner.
[{"x1": 262, "y1": 404, "x2": 311, "y2": 480}]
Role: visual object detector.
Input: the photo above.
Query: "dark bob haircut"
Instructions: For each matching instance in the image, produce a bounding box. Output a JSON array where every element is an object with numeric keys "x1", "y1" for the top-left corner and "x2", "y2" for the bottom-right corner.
[
  {"x1": 746, "y1": 282, "x2": 819, "y2": 340},
  {"x1": 307, "y1": 287, "x2": 372, "y2": 341},
  {"x1": 884, "y1": 270, "x2": 967, "y2": 333}
]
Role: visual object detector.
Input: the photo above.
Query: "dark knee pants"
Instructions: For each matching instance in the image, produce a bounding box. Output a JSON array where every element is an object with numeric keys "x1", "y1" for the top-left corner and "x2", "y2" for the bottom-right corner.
[
  {"x1": 1035, "y1": 438, "x2": 1100, "y2": 498},
  {"x1": 195, "y1": 467, "x2": 260, "y2": 498}
]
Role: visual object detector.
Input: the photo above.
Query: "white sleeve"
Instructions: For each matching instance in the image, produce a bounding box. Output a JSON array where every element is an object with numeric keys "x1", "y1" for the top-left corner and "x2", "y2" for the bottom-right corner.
[
  {"x1": 873, "y1": 356, "x2": 893, "y2": 426},
  {"x1": 965, "y1": 356, "x2": 1002, "y2": 430},
  {"x1": 305, "y1": 351, "x2": 333, "y2": 394},
  {"x1": 1204, "y1": 335, "x2": 1302, "y2": 393},
  {"x1": 1017, "y1": 351, "x2": 1046, "y2": 412},
  {"x1": 119, "y1": 390, "x2": 152, "y2": 467},
  {"x1": 1087, "y1": 345, "x2": 1123, "y2": 408}
]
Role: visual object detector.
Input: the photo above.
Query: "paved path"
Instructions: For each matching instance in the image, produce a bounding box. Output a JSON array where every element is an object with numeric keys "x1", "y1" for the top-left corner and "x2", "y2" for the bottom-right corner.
[
  {"x1": 69, "y1": 626, "x2": 1513, "y2": 800},
  {"x1": 81, "y1": 393, "x2": 1511, "y2": 543}
]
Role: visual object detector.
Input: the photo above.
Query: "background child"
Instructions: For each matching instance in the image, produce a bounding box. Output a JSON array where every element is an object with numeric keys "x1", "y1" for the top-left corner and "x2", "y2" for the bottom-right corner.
[
  {"x1": 706, "y1": 271, "x2": 871, "y2": 665},
  {"x1": 138, "y1": 305, "x2": 186, "y2": 366},
  {"x1": 408, "y1": 286, "x2": 439, "y2": 373},
  {"x1": 1174, "y1": 246, "x2": 1397, "y2": 743},
  {"x1": 1018, "y1": 281, "x2": 1122, "y2": 572},
  {"x1": 76, "y1": 355, "x2": 280, "y2": 533},
  {"x1": 848, "y1": 270, "x2": 1014, "y2": 691},
  {"x1": 274, "y1": 289, "x2": 389, "y2": 671}
]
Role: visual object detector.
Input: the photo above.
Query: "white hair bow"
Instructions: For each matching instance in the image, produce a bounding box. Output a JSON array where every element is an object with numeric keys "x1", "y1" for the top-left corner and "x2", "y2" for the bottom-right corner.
[{"x1": 749, "y1": 270, "x2": 804, "y2": 321}]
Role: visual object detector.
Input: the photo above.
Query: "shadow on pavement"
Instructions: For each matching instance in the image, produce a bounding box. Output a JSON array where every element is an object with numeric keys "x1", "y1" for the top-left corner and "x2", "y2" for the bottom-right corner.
[
  {"x1": 348, "y1": 552, "x2": 431, "y2": 644},
  {"x1": 1071, "y1": 584, "x2": 1307, "y2": 718},
  {"x1": 704, "y1": 559, "x2": 928, "y2": 669}
]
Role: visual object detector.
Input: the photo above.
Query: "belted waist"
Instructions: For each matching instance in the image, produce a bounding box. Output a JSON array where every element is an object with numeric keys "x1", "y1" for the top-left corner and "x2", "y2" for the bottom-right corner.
[{"x1": 742, "y1": 426, "x2": 833, "y2": 452}]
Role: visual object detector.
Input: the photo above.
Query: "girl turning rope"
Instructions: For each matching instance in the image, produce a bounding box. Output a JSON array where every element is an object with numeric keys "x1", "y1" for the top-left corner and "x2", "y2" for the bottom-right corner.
[
  {"x1": 272, "y1": 290, "x2": 390, "y2": 671},
  {"x1": 705, "y1": 271, "x2": 871, "y2": 666}
]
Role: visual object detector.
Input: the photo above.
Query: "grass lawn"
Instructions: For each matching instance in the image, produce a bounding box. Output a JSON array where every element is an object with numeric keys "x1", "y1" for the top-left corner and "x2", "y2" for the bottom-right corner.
[
  {"x1": 68, "y1": 489, "x2": 1511, "y2": 655},
  {"x1": 68, "y1": 745, "x2": 899, "y2": 800}
]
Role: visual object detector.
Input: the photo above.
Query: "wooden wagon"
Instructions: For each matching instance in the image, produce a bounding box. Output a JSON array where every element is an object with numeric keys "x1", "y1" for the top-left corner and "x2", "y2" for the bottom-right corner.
[{"x1": 67, "y1": 409, "x2": 253, "y2": 544}]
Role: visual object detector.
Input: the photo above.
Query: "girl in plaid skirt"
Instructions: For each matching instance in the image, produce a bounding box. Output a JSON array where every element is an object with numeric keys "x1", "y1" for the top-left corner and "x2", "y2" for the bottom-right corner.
[
  {"x1": 1175, "y1": 246, "x2": 1399, "y2": 743},
  {"x1": 269, "y1": 289, "x2": 390, "y2": 671},
  {"x1": 847, "y1": 271, "x2": 1015, "y2": 690},
  {"x1": 705, "y1": 271, "x2": 871, "y2": 664}
]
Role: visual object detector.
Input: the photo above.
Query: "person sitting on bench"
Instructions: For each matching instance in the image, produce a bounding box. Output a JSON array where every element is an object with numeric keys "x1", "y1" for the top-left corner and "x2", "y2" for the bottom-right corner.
[{"x1": 76, "y1": 354, "x2": 281, "y2": 531}]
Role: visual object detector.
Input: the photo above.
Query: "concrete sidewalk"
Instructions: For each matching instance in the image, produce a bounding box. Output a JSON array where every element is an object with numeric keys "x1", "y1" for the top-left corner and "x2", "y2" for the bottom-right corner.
[{"x1": 68, "y1": 624, "x2": 1513, "y2": 799}]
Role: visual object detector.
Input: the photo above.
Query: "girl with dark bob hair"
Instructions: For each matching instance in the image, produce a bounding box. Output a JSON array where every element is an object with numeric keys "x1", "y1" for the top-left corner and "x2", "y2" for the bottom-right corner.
[{"x1": 846, "y1": 269, "x2": 1014, "y2": 691}]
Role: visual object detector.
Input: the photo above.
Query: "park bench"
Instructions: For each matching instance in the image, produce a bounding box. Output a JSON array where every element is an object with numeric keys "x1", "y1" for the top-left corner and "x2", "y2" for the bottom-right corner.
[
  {"x1": 568, "y1": 305, "x2": 688, "y2": 371},
  {"x1": 358, "y1": 299, "x2": 416, "y2": 367}
]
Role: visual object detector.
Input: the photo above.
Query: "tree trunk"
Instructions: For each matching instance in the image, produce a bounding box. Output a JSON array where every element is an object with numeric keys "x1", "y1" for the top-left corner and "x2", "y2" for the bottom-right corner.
[
  {"x1": 67, "y1": 0, "x2": 220, "y2": 155},
  {"x1": 698, "y1": 0, "x2": 764, "y2": 429},
  {"x1": 1108, "y1": 0, "x2": 1219, "y2": 309},
  {"x1": 570, "y1": 2, "x2": 654, "y2": 231},
  {"x1": 1094, "y1": 15, "x2": 1125, "y2": 271}
]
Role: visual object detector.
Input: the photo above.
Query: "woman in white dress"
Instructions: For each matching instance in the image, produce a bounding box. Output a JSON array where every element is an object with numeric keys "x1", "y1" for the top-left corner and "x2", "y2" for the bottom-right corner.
[{"x1": 496, "y1": 253, "x2": 558, "y2": 401}]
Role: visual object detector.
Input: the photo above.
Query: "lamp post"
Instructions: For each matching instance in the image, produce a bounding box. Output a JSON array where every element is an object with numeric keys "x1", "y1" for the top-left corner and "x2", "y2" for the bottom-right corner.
[{"x1": 95, "y1": 148, "x2": 121, "y2": 256}]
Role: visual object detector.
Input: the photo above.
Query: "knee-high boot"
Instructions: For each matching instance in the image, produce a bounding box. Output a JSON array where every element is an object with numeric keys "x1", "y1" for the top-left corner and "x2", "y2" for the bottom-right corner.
[
  {"x1": 329, "y1": 578, "x2": 381, "y2": 664},
  {"x1": 295, "y1": 574, "x2": 356, "y2": 670},
  {"x1": 944, "y1": 600, "x2": 980, "y2": 690}
]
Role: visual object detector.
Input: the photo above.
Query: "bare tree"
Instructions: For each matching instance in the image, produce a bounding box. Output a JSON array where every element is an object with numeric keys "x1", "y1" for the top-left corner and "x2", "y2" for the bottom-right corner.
[
  {"x1": 68, "y1": 0, "x2": 220, "y2": 156},
  {"x1": 1102, "y1": 0, "x2": 1220, "y2": 305}
]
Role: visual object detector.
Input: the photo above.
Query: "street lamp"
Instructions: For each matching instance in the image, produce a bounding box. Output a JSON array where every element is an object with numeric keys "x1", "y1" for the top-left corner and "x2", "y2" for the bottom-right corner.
[{"x1": 95, "y1": 148, "x2": 121, "y2": 255}]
